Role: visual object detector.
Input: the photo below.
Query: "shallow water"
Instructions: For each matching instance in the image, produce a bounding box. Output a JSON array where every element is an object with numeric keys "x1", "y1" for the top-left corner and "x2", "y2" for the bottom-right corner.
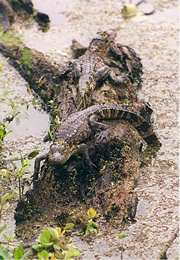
[
  {"x1": 0, "y1": 53, "x2": 50, "y2": 239},
  {"x1": 0, "y1": 0, "x2": 179, "y2": 258}
]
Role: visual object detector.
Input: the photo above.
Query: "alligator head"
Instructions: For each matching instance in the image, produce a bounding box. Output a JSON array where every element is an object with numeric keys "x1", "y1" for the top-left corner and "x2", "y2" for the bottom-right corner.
[
  {"x1": 48, "y1": 142, "x2": 77, "y2": 165},
  {"x1": 89, "y1": 29, "x2": 117, "y2": 54}
]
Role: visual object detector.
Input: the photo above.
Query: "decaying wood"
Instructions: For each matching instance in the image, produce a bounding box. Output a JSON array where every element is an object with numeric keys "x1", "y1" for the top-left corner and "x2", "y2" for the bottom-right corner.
[
  {"x1": 0, "y1": 0, "x2": 14, "y2": 31},
  {"x1": 0, "y1": 0, "x2": 49, "y2": 32}
]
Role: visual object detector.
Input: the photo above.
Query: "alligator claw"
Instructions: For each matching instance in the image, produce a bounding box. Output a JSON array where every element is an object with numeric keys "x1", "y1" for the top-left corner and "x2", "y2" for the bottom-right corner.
[
  {"x1": 86, "y1": 159, "x2": 97, "y2": 169},
  {"x1": 95, "y1": 129, "x2": 111, "y2": 144}
]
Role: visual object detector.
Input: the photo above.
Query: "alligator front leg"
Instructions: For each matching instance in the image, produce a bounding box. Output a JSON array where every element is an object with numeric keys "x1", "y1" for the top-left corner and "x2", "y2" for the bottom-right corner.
[
  {"x1": 73, "y1": 61, "x2": 82, "y2": 78},
  {"x1": 94, "y1": 66, "x2": 130, "y2": 86},
  {"x1": 93, "y1": 65, "x2": 110, "y2": 82},
  {"x1": 32, "y1": 153, "x2": 48, "y2": 183},
  {"x1": 109, "y1": 70, "x2": 130, "y2": 85},
  {"x1": 77, "y1": 143, "x2": 96, "y2": 169}
]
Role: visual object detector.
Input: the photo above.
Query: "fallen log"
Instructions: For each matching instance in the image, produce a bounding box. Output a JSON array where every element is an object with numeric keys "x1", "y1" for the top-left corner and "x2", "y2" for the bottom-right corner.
[{"x1": 0, "y1": 31, "x2": 160, "y2": 239}]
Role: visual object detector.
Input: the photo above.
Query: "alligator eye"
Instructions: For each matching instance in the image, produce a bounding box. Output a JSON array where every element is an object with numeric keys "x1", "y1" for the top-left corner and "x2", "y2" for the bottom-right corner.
[
  {"x1": 57, "y1": 145, "x2": 65, "y2": 153},
  {"x1": 50, "y1": 144, "x2": 64, "y2": 154}
]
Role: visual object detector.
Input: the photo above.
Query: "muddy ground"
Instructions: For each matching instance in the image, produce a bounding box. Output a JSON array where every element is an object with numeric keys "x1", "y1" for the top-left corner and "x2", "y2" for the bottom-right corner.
[{"x1": 0, "y1": 0, "x2": 179, "y2": 259}]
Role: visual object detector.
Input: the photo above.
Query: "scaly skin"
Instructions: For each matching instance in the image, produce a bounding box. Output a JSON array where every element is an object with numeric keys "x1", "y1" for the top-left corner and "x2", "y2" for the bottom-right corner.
[
  {"x1": 33, "y1": 104, "x2": 161, "y2": 182},
  {"x1": 73, "y1": 30, "x2": 129, "y2": 98}
]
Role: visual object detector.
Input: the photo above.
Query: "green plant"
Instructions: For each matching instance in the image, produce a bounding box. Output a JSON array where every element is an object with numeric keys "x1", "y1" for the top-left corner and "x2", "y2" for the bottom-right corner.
[
  {"x1": 0, "y1": 244, "x2": 10, "y2": 260},
  {"x1": 0, "y1": 243, "x2": 30, "y2": 260},
  {"x1": 0, "y1": 193, "x2": 15, "y2": 219},
  {"x1": 0, "y1": 193, "x2": 14, "y2": 260},
  {"x1": 118, "y1": 234, "x2": 128, "y2": 260},
  {"x1": 0, "y1": 122, "x2": 12, "y2": 146},
  {"x1": 0, "y1": 99, "x2": 21, "y2": 146},
  {"x1": 0, "y1": 58, "x2": 9, "y2": 72},
  {"x1": 6, "y1": 100, "x2": 20, "y2": 123},
  {"x1": 85, "y1": 207, "x2": 100, "y2": 236},
  {"x1": 11, "y1": 154, "x2": 32, "y2": 201},
  {"x1": 21, "y1": 48, "x2": 34, "y2": 69},
  {"x1": 0, "y1": 192, "x2": 30, "y2": 259},
  {"x1": 0, "y1": 32, "x2": 23, "y2": 45},
  {"x1": 0, "y1": 188, "x2": 30, "y2": 259},
  {"x1": 32, "y1": 225, "x2": 80, "y2": 259}
]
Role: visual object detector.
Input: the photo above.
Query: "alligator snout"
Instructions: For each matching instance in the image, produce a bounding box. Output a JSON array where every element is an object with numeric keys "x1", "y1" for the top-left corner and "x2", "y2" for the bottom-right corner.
[{"x1": 48, "y1": 144, "x2": 71, "y2": 165}]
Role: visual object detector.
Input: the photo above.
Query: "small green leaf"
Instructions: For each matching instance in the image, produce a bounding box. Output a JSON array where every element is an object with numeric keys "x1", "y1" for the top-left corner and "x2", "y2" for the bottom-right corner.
[
  {"x1": 46, "y1": 227, "x2": 59, "y2": 241},
  {"x1": 0, "y1": 244, "x2": 11, "y2": 260},
  {"x1": 20, "y1": 154, "x2": 24, "y2": 167},
  {"x1": 39, "y1": 228, "x2": 59, "y2": 248},
  {"x1": 19, "y1": 165, "x2": 30, "y2": 177},
  {"x1": 40, "y1": 241, "x2": 53, "y2": 248},
  {"x1": 53, "y1": 244, "x2": 61, "y2": 251},
  {"x1": 32, "y1": 244, "x2": 44, "y2": 252},
  {"x1": 1, "y1": 192, "x2": 15, "y2": 206},
  {"x1": 85, "y1": 221, "x2": 98, "y2": 236},
  {"x1": 118, "y1": 234, "x2": 128, "y2": 239},
  {"x1": 2, "y1": 233, "x2": 14, "y2": 242},
  {"x1": 37, "y1": 250, "x2": 49, "y2": 260},
  {"x1": 64, "y1": 223, "x2": 74, "y2": 230},
  {"x1": 11, "y1": 161, "x2": 20, "y2": 174},
  {"x1": 62, "y1": 248, "x2": 80, "y2": 259},
  {"x1": 0, "y1": 225, "x2": 6, "y2": 233},
  {"x1": 14, "y1": 245, "x2": 23, "y2": 260},
  {"x1": 28, "y1": 150, "x2": 40, "y2": 159},
  {"x1": 22, "y1": 160, "x2": 29, "y2": 167}
]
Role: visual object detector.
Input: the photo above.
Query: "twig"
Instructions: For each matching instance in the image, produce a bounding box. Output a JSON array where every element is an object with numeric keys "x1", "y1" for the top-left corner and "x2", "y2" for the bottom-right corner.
[{"x1": 158, "y1": 226, "x2": 179, "y2": 260}]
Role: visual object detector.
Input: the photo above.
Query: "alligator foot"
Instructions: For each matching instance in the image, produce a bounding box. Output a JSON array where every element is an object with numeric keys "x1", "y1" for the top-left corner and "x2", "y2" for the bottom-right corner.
[
  {"x1": 95, "y1": 129, "x2": 111, "y2": 144},
  {"x1": 79, "y1": 143, "x2": 97, "y2": 169},
  {"x1": 110, "y1": 71, "x2": 130, "y2": 85}
]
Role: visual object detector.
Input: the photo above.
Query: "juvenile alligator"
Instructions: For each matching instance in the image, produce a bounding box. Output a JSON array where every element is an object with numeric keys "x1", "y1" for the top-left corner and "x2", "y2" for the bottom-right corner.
[
  {"x1": 33, "y1": 104, "x2": 161, "y2": 183},
  {"x1": 73, "y1": 30, "x2": 130, "y2": 99}
]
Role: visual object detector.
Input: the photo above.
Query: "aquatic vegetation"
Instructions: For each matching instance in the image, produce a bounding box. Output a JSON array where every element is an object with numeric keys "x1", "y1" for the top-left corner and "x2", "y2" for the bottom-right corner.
[
  {"x1": 11, "y1": 155, "x2": 31, "y2": 201},
  {"x1": 21, "y1": 48, "x2": 34, "y2": 69},
  {"x1": 0, "y1": 58, "x2": 9, "y2": 72},
  {"x1": 32, "y1": 225, "x2": 80, "y2": 260},
  {"x1": 118, "y1": 234, "x2": 128, "y2": 260},
  {"x1": 0, "y1": 100, "x2": 21, "y2": 147},
  {"x1": 0, "y1": 242, "x2": 30, "y2": 259},
  {"x1": 0, "y1": 192, "x2": 30, "y2": 259},
  {"x1": 0, "y1": 32, "x2": 23, "y2": 46},
  {"x1": 0, "y1": 122, "x2": 12, "y2": 147},
  {"x1": 0, "y1": 192, "x2": 15, "y2": 219},
  {"x1": 85, "y1": 207, "x2": 99, "y2": 236},
  {"x1": 11, "y1": 151, "x2": 39, "y2": 201}
]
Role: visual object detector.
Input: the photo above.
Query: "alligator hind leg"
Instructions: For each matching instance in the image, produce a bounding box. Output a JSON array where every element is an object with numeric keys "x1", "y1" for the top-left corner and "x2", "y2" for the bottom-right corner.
[
  {"x1": 32, "y1": 153, "x2": 48, "y2": 183},
  {"x1": 93, "y1": 66, "x2": 110, "y2": 82},
  {"x1": 88, "y1": 114, "x2": 108, "y2": 131},
  {"x1": 88, "y1": 114, "x2": 111, "y2": 144}
]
